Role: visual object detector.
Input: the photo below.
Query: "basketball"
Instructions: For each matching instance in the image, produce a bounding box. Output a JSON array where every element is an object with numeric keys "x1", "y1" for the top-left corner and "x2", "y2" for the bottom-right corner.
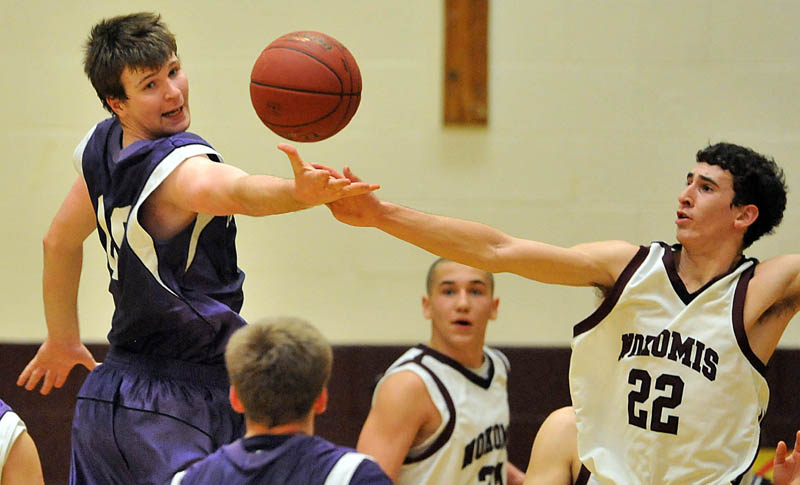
[{"x1": 249, "y1": 31, "x2": 362, "y2": 142}]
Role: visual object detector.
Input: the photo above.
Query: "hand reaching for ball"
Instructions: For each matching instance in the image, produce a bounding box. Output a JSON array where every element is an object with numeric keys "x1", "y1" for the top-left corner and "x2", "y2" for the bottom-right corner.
[{"x1": 277, "y1": 143, "x2": 379, "y2": 207}]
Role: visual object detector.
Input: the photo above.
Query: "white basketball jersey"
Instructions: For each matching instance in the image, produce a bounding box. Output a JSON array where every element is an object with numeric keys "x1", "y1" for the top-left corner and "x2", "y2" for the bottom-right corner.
[
  {"x1": 376, "y1": 345, "x2": 511, "y2": 485},
  {"x1": 570, "y1": 242, "x2": 769, "y2": 485}
]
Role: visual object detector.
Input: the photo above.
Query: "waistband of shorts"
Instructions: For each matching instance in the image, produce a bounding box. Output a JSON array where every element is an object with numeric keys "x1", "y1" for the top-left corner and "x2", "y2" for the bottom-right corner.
[{"x1": 103, "y1": 347, "x2": 230, "y2": 388}]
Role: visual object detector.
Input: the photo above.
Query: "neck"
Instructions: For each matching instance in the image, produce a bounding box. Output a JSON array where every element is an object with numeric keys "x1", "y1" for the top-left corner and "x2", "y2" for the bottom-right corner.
[
  {"x1": 428, "y1": 339, "x2": 485, "y2": 369},
  {"x1": 244, "y1": 414, "x2": 314, "y2": 438},
  {"x1": 675, "y1": 242, "x2": 743, "y2": 292}
]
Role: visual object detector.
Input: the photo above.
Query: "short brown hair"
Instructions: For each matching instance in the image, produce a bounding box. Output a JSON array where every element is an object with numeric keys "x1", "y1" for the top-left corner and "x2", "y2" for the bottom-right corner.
[
  {"x1": 83, "y1": 12, "x2": 177, "y2": 114},
  {"x1": 225, "y1": 317, "x2": 333, "y2": 427},
  {"x1": 425, "y1": 257, "x2": 495, "y2": 295}
]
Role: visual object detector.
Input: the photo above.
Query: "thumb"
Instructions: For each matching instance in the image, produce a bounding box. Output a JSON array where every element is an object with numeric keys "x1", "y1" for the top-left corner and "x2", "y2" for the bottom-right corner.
[{"x1": 277, "y1": 143, "x2": 307, "y2": 175}]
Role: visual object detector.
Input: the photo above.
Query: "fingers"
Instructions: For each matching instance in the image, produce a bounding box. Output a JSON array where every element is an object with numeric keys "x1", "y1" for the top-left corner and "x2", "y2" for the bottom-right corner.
[
  {"x1": 20, "y1": 367, "x2": 44, "y2": 392},
  {"x1": 16, "y1": 362, "x2": 32, "y2": 387},
  {"x1": 40, "y1": 370, "x2": 56, "y2": 395},
  {"x1": 311, "y1": 163, "x2": 345, "y2": 179},
  {"x1": 340, "y1": 182, "x2": 380, "y2": 196},
  {"x1": 343, "y1": 166, "x2": 363, "y2": 182},
  {"x1": 794, "y1": 430, "x2": 800, "y2": 454},
  {"x1": 277, "y1": 143, "x2": 307, "y2": 175},
  {"x1": 777, "y1": 440, "x2": 788, "y2": 464}
]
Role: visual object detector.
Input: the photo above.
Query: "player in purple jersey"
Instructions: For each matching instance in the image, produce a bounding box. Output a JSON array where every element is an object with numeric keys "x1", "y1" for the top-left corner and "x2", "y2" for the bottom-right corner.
[
  {"x1": 170, "y1": 317, "x2": 391, "y2": 485},
  {"x1": 15, "y1": 12, "x2": 377, "y2": 485},
  {"x1": 0, "y1": 399, "x2": 44, "y2": 485}
]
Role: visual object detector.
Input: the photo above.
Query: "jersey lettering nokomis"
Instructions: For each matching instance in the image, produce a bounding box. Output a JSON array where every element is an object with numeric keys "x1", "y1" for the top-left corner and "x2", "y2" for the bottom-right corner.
[{"x1": 570, "y1": 242, "x2": 768, "y2": 485}]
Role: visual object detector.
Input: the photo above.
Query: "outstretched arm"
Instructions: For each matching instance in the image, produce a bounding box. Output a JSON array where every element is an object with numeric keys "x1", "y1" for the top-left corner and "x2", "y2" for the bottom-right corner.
[
  {"x1": 774, "y1": 431, "x2": 800, "y2": 485},
  {"x1": 146, "y1": 144, "x2": 378, "y2": 234},
  {"x1": 17, "y1": 176, "x2": 98, "y2": 395},
  {"x1": 325, "y1": 167, "x2": 636, "y2": 288}
]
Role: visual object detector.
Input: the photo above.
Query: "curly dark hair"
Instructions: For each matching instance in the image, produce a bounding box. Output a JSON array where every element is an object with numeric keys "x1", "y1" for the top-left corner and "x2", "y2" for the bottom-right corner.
[
  {"x1": 696, "y1": 142, "x2": 787, "y2": 248},
  {"x1": 83, "y1": 12, "x2": 177, "y2": 115}
]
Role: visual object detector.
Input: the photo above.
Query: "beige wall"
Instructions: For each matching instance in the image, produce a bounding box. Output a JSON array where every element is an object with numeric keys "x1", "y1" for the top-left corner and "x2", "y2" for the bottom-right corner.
[{"x1": 2, "y1": 1, "x2": 799, "y2": 347}]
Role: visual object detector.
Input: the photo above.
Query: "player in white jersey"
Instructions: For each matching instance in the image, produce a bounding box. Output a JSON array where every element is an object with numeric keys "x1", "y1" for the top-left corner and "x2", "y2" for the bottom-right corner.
[
  {"x1": 523, "y1": 408, "x2": 800, "y2": 485},
  {"x1": 357, "y1": 258, "x2": 525, "y2": 484},
  {"x1": 324, "y1": 142, "x2": 798, "y2": 483}
]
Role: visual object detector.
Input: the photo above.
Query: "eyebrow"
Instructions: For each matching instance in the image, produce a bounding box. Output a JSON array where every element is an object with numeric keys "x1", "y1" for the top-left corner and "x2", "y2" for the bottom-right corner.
[
  {"x1": 686, "y1": 172, "x2": 719, "y2": 187},
  {"x1": 133, "y1": 58, "x2": 180, "y2": 88},
  {"x1": 438, "y1": 280, "x2": 488, "y2": 287}
]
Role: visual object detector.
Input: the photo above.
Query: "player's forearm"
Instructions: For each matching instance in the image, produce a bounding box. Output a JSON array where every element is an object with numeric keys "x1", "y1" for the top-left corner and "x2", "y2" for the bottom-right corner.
[
  {"x1": 230, "y1": 174, "x2": 311, "y2": 216},
  {"x1": 42, "y1": 239, "x2": 84, "y2": 343},
  {"x1": 374, "y1": 201, "x2": 509, "y2": 272}
]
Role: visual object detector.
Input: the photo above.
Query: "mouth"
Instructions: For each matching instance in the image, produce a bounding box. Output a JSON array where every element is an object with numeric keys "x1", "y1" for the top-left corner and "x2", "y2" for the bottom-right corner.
[
  {"x1": 676, "y1": 211, "x2": 689, "y2": 221},
  {"x1": 162, "y1": 106, "x2": 183, "y2": 118},
  {"x1": 452, "y1": 319, "x2": 472, "y2": 327}
]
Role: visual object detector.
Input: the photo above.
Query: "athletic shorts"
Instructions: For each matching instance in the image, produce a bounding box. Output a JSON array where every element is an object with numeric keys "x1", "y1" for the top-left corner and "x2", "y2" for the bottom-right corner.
[{"x1": 70, "y1": 347, "x2": 244, "y2": 485}]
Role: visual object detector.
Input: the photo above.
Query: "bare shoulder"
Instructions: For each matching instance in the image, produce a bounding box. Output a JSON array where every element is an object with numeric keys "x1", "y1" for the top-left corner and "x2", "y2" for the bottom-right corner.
[
  {"x1": 751, "y1": 254, "x2": 800, "y2": 301},
  {"x1": 375, "y1": 370, "x2": 431, "y2": 405},
  {"x1": 537, "y1": 406, "x2": 577, "y2": 444},
  {"x1": 570, "y1": 240, "x2": 641, "y2": 286},
  {"x1": 744, "y1": 254, "x2": 800, "y2": 362}
]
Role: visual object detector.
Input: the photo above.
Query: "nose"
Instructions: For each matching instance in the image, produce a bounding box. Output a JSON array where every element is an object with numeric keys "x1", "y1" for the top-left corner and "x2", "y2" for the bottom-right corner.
[
  {"x1": 455, "y1": 290, "x2": 470, "y2": 311},
  {"x1": 165, "y1": 79, "x2": 182, "y2": 101},
  {"x1": 678, "y1": 184, "x2": 693, "y2": 207}
]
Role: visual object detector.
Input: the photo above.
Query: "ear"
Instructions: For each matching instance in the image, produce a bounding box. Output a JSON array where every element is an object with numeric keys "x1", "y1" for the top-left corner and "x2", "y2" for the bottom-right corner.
[
  {"x1": 734, "y1": 204, "x2": 759, "y2": 230},
  {"x1": 489, "y1": 297, "x2": 500, "y2": 321},
  {"x1": 229, "y1": 385, "x2": 245, "y2": 414},
  {"x1": 422, "y1": 295, "x2": 432, "y2": 320},
  {"x1": 106, "y1": 96, "x2": 125, "y2": 117},
  {"x1": 312, "y1": 387, "x2": 329, "y2": 416}
]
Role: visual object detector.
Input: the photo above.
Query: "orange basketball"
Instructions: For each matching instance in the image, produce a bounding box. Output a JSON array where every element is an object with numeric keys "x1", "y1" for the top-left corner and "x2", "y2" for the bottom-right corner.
[{"x1": 250, "y1": 31, "x2": 362, "y2": 142}]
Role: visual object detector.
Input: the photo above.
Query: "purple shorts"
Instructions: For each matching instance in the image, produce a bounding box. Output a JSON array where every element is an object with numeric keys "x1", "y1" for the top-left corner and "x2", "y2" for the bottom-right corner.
[{"x1": 69, "y1": 347, "x2": 244, "y2": 485}]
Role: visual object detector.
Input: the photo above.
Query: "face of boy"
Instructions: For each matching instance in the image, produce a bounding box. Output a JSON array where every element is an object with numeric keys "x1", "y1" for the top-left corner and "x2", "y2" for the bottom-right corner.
[
  {"x1": 423, "y1": 261, "x2": 499, "y2": 353},
  {"x1": 108, "y1": 54, "x2": 190, "y2": 143},
  {"x1": 676, "y1": 162, "x2": 753, "y2": 247}
]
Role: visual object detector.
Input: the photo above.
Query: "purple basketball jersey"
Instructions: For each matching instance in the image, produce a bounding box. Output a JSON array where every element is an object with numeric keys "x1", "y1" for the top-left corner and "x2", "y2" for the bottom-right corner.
[
  {"x1": 175, "y1": 434, "x2": 391, "y2": 485},
  {"x1": 76, "y1": 117, "x2": 246, "y2": 364}
]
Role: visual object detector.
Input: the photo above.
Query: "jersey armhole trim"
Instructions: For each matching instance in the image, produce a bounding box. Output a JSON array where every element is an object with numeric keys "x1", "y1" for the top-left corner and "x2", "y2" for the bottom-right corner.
[
  {"x1": 573, "y1": 244, "x2": 650, "y2": 337},
  {"x1": 402, "y1": 358, "x2": 457, "y2": 465}
]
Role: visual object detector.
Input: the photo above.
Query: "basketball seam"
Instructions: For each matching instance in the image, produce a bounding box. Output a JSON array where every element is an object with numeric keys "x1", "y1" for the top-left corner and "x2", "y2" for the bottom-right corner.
[
  {"x1": 257, "y1": 45, "x2": 359, "y2": 93},
  {"x1": 249, "y1": 81, "x2": 360, "y2": 96}
]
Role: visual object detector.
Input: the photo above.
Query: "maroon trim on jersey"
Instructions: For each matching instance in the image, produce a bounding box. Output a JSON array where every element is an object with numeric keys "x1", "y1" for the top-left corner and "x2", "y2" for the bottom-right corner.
[
  {"x1": 401, "y1": 355, "x2": 457, "y2": 465},
  {"x1": 731, "y1": 264, "x2": 768, "y2": 377},
  {"x1": 573, "y1": 245, "x2": 650, "y2": 338},
  {"x1": 662, "y1": 243, "x2": 755, "y2": 305},
  {"x1": 414, "y1": 344, "x2": 496, "y2": 390},
  {"x1": 575, "y1": 464, "x2": 591, "y2": 485}
]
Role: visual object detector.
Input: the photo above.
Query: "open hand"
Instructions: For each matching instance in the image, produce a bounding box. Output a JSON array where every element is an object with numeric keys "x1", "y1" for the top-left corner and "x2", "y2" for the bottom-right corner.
[
  {"x1": 278, "y1": 144, "x2": 379, "y2": 206},
  {"x1": 17, "y1": 338, "x2": 97, "y2": 395}
]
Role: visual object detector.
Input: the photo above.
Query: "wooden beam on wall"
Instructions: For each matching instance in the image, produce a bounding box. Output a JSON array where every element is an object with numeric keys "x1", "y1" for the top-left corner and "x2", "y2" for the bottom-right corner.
[{"x1": 444, "y1": 0, "x2": 489, "y2": 125}]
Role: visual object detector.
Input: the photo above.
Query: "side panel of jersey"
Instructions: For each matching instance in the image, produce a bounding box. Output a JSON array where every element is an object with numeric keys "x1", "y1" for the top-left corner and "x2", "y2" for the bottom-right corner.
[
  {"x1": 569, "y1": 242, "x2": 769, "y2": 485},
  {"x1": 76, "y1": 118, "x2": 246, "y2": 363},
  {"x1": 377, "y1": 345, "x2": 511, "y2": 485}
]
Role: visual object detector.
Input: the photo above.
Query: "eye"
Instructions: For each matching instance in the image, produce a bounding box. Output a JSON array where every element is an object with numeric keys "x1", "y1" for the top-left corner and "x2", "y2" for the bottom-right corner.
[
  {"x1": 701, "y1": 184, "x2": 713, "y2": 192},
  {"x1": 169, "y1": 67, "x2": 180, "y2": 77},
  {"x1": 470, "y1": 288, "x2": 484, "y2": 295},
  {"x1": 442, "y1": 288, "x2": 455, "y2": 295},
  {"x1": 144, "y1": 81, "x2": 155, "y2": 89}
]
